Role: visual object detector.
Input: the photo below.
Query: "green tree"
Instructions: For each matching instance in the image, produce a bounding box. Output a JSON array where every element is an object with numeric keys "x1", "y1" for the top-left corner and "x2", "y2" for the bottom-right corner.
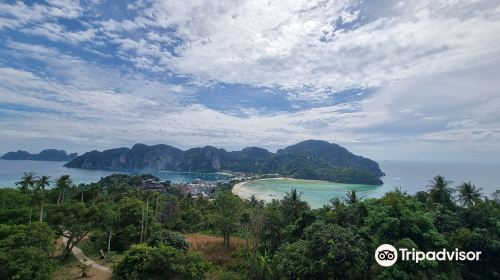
[
  {"x1": 344, "y1": 190, "x2": 361, "y2": 204},
  {"x1": 364, "y1": 191, "x2": 447, "y2": 250},
  {"x1": 449, "y1": 227, "x2": 500, "y2": 278},
  {"x1": 457, "y1": 181, "x2": 483, "y2": 207},
  {"x1": 492, "y1": 190, "x2": 500, "y2": 203},
  {"x1": 55, "y1": 175, "x2": 72, "y2": 204},
  {"x1": 47, "y1": 202, "x2": 96, "y2": 259},
  {"x1": 262, "y1": 199, "x2": 286, "y2": 252},
  {"x1": 427, "y1": 175, "x2": 454, "y2": 204},
  {"x1": 329, "y1": 197, "x2": 343, "y2": 209},
  {"x1": 96, "y1": 202, "x2": 119, "y2": 256},
  {"x1": 0, "y1": 222, "x2": 56, "y2": 280},
  {"x1": 147, "y1": 229, "x2": 188, "y2": 251},
  {"x1": 274, "y1": 240, "x2": 311, "y2": 279},
  {"x1": 248, "y1": 209, "x2": 265, "y2": 253},
  {"x1": 34, "y1": 175, "x2": 50, "y2": 222},
  {"x1": 304, "y1": 221, "x2": 369, "y2": 279},
  {"x1": 112, "y1": 244, "x2": 210, "y2": 280},
  {"x1": 35, "y1": 175, "x2": 51, "y2": 190},
  {"x1": 246, "y1": 251, "x2": 274, "y2": 280},
  {"x1": 214, "y1": 192, "x2": 243, "y2": 247},
  {"x1": 15, "y1": 171, "x2": 36, "y2": 206},
  {"x1": 282, "y1": 188, "x2": 308, "y2": 221},
  {"x1": 112, "y1": 198, "x2": 143, "y2": 251}
]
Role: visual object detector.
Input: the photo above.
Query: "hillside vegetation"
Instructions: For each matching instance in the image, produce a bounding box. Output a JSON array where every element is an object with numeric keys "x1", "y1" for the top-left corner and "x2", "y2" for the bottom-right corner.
[
  {"x1": 1, "y1": 149, "x2": 77, "y2": 161},
  {"x1": 65, "y1": 140, "x2": 384, "y2": 184},
  {"x1": 0, "y1": 173, "x2": 499, "y2": 279}
]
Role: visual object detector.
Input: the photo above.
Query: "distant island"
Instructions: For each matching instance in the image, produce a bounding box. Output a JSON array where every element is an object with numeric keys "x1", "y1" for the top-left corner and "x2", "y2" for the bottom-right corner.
[
  {"x1": 1, "y1": 149, "x2": 77, "y2": 161},
  {"x1": 65, "y1": 140, "x2": 384, "y2": 185}
]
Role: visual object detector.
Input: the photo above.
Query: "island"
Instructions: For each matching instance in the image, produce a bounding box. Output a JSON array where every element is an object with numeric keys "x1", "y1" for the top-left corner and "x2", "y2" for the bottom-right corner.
[
  {"x1": 64, "y1": 140, "x2": 384, "y2": 185},
  {"x1": 1, "y1": 149, "x2": 77, "y2": 161}
]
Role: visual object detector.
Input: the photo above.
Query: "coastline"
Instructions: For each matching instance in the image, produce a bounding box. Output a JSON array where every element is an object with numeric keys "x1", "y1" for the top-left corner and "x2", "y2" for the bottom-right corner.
[
  {"x1": 231, "y1": 181, "x2": 248, "y2": 195},
  {"x1": 230, "y1": 177, "x2": 391, "y2": 208},
  {"x1": 232, "y1": 177, "x2": 334, "y2": 196},
  {"x1": 232, "y1": 177, "x2": 292, "y2": 195}
]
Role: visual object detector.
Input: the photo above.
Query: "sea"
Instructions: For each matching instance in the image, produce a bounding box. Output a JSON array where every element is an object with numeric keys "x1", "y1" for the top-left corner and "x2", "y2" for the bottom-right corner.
[
  {"x1": 0, "y1": 159, "x2": 498, "y2": 208},
  {"x1": 0, "y1": 159, "x2": 229, "y2": 187},
  {"x1": 235, "y1": 160, "x2": 500, "y2": 208}
]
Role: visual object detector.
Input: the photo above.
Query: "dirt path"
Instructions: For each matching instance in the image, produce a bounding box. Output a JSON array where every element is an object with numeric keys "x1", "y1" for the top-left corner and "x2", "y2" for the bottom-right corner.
[{"x1": 61, "y1": 237, "x2": 112, "y2": 274}]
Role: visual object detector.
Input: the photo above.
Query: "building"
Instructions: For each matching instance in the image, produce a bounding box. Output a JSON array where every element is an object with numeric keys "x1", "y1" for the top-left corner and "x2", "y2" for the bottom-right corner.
[{"x1": 141, "y1": 179, "x2": 164, "y2": 190}]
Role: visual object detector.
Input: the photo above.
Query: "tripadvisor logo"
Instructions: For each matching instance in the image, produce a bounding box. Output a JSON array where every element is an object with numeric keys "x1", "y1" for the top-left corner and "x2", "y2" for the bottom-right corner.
[
  {"x1": 375, "y1": 244, "x2": 482, "y2": 267},
  {"x1": 375, "y1": 244, "x2": 398, "y2": 267}
]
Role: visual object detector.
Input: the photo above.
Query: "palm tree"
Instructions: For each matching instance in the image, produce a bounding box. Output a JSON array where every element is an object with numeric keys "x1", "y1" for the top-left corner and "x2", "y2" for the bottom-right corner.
[
  {"x1": 15, "y1": 171, "x2": 36, "y2": 205},
  {"x1": 34, "y1": 176, "x2": 51, "y2": 222},
  {"x1": 427, "y1": 175, "x2": 454, "y2": 204},
  {"x1": 344, "y1": 190, "x2": 361, "y2": 204},
  {"x1": 56, "y1": 175, "x2": 72, "y2": 204},
  {"x1": 35, "y1": 175, "x2": 51, "y2": 190},
  {"x1": 330, "y1": 197, "x2": 343, "y2": 209},
  {"x1": 282, "y1": 188, "x2": 306, "y2": 221},
  {"x1": 457, "y1": 182, "x2": 482, "y2": 207}
]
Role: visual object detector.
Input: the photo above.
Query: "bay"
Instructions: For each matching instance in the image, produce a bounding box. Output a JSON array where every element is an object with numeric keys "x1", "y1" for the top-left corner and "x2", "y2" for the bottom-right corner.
[
  {"x1": 233, "y1": 160, "x2": 500, "y2": 208},
  {"x1": 1, "y1": 159, "x2": 498, "y2": 209},
  {"x1": 0, "y1": 159, "x2": 229, "y2": 187}
]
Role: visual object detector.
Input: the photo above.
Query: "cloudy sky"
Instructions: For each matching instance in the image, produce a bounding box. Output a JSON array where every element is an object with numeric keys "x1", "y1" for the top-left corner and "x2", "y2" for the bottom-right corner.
[{"x1": 1, "y1": 0, "x2": 500, "y2": 162}]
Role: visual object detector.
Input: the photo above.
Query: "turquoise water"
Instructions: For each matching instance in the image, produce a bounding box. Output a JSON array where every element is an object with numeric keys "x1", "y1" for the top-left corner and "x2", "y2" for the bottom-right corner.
[
  {"x1": 234, "y1": 161, "x2": 500, "y2": 208},
  {"x1": 234, "y1": 178, "x2": 386, "y2": 208},
  {"x1": 0, "y1": 159, "x2": 229, "y2": 187},
  {"x1": 1, "y1": 159, "x2": 499, "y2": 208}
]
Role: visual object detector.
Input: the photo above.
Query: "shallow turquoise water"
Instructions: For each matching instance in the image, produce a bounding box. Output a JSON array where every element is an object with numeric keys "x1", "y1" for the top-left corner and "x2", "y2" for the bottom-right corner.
[
  {"x1": 234, "y1": 160, "x2": 500, "y2": 208},
  {"x1": 234, "y1": 178, "x2": 386, "y2": 208},
  {"x1": 1, "y1": 159, "x2": 499, "y2": 208}
]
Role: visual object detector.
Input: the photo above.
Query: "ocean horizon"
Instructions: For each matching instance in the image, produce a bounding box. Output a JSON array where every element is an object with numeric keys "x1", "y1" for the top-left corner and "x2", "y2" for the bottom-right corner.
[{"x1": 1, "y1": 159, "x2": 498, "y2": 208}]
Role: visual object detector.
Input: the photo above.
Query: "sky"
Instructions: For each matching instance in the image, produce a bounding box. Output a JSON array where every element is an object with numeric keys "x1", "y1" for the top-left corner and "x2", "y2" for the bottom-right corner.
[{"x1": 0, "y1": 0, "x2": 500, "y2": 162}]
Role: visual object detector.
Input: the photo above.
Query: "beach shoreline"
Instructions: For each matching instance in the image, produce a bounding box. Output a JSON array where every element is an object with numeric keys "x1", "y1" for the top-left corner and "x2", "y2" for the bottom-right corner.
[
  {"x1": 232, "y1": 177, "x2": 293, "y2": 195},
  {"x1": 231, "y1": 181, "x2": 248, "y2": 195},
  {"x1": 230, "y1": 177, "x2": 389, "y2": 208}
]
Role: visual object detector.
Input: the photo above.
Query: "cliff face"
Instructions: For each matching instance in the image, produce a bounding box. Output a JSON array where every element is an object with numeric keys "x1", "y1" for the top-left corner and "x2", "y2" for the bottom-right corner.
[
  {"x1": 64, "y1": 140, "x2": 384, "y2": 184},
  {"x1": 64, "y1": 144, "x2": 183, "y2": 171},
  {"x1": 1, "y1": 149, "x2": 77, "y2": 161},
  {"x1": 178, "y1": 146, "x2": 227, "y2": 172}
]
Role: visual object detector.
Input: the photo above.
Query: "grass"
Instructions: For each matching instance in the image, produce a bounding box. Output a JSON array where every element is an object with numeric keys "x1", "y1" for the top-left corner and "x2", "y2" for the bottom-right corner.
[
  {"x1": 54, "y1": 232, "x2": 247, "y2": 279},
  {"x1": 185, "y1": 233, "x2": 247, "y2": 268},
  {"x1": 185, "y1": 233, "x2": 248, "y2": 279}
]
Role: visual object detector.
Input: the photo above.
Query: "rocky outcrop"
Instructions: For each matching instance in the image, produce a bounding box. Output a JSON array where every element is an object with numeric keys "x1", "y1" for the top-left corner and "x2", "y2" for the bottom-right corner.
[
  {"x1": 1, "y1": 149, "x2": 77, "y2": 161},
  {"x1": 64, "y1": 140, "x2": 384, "y2": 184}
]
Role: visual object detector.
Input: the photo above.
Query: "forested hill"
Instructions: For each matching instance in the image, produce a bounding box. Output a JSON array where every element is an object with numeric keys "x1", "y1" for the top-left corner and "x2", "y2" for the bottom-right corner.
[
  {"x1": 64, "y1": 140, "x2": 384, "y2": 184},
  {"x1": 1, "y1": 149, "x2": 77, "y2": 161}
]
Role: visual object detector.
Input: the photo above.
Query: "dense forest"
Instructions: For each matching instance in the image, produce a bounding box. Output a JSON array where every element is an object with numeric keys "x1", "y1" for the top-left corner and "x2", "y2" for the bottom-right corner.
[
  {"x1": 0, "y1": 173, "x2": 499, "y2": 279},
  {"x1": 64, "y1": 140, "x2": 384, "y2": 184}
]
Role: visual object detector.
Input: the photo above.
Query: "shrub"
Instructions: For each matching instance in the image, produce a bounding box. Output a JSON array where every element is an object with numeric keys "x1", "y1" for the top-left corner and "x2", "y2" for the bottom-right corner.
[
  {"x1": 113, "y1": 244, "x2": 210, "y2": 280},
  {"x1": 0, "y1": 222, "x2": 56, "y2": 280},
  {"x1": 147, "y1": 229, "x2": 189, "y2": 251}
]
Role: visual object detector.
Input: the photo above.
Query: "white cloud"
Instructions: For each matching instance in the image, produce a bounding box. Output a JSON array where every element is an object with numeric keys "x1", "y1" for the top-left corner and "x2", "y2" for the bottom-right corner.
[
  {"x1": 0, "y1": 42, "x2": 189, "y2": 120},
  {"x1": 0, "y1": 1, "x2": 83, "y2": 29},
  {"x1": 0, "y1": 1, "x2": 95, "y2": 45},
  {"x1": 96, "y1": 0, "x2": 500, "y2": 95},
  {"x1": 21, "y1": 23, "x2": 96, "y2": 44},
  {"x1": 4, "y1": 0, "x2": 500, "y2": 96},
  {"x1": 1, "y1": 1, "x2": 500, "y2": 163}
]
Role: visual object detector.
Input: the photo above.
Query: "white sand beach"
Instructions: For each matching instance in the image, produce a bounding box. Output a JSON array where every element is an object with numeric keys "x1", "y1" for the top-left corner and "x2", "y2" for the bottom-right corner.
[
  {"x1": 232, "y1": 177, "x2": 295, "y2": 195},
  {"x1": 231, "y1": 180, "x2": 248, "y2": 195}
]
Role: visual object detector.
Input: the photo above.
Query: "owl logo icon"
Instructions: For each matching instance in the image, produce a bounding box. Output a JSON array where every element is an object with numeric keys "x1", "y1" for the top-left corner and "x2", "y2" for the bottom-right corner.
[{"x1": 375, "y1": 244, "x2": 398, "y2": 267}]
